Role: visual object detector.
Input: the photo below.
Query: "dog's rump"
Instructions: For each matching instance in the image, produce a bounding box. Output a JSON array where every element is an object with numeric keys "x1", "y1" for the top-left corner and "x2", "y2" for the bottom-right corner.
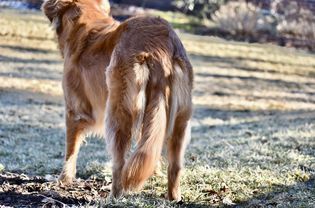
[{"x1": 104, "y1": 47, "x2": 191, "y2": 190}]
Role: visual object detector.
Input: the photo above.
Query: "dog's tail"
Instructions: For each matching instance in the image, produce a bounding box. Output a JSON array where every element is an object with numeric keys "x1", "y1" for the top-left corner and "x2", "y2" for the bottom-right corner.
[{"x1": 121, "y1": 54, "x2": 167, "y2": 191}]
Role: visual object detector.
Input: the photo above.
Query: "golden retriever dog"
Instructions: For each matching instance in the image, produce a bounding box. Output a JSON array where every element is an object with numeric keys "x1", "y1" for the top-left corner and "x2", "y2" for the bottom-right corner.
[{"x1": 42, "y1": 0, "x2": 193, "y2": 201}]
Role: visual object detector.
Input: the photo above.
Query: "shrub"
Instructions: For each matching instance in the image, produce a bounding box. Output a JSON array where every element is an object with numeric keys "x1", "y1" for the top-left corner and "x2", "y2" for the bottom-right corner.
[
  {"x1": 212, "y1": 0, "x2": 275, "y2": 37},
  {"x1": 272, "y1": 0, "x2": 315, "y2": 40},
  {"x1": 172, "y1": 0, "x2": 228, "y2": 20}
]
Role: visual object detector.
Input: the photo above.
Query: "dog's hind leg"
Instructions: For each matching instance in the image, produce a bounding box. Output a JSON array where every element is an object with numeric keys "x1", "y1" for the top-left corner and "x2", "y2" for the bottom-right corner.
[
  {"x1": 167, "y1": 113, "x2": 191, "y2": 201},
  {"x1": 105, "y1": 55, "x2": 134, "y2": 198},
  {"x1": 104, "y1": 100, "x2": 131, "y2": 198},
  {"x1": 166, "y1": 60, "x2": 192, "y2": 201},
  {"x1": 59, "y1": 110, "x2": 91, "y2": 185}
]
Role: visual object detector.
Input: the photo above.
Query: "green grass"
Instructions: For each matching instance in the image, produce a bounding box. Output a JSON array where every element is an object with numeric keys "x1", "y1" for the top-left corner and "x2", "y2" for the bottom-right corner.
[{"x1": 0, "y1": 8, "x2": 315, "y2": 207}]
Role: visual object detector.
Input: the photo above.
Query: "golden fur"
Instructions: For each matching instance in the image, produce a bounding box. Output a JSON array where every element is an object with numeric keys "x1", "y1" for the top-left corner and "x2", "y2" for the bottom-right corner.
[{"x1": 42, "y1": 0, "x2": 193, "y2": 201}]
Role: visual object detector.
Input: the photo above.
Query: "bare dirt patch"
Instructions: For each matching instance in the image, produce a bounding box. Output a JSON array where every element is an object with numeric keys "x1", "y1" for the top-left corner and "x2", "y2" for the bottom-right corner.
[{"x1": 0, "y1": 172, "x2": 110, "y2": 207}]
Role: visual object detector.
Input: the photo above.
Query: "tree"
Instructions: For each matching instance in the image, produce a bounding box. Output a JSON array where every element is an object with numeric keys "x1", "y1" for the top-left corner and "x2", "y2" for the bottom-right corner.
[{"x1": 173, "y1": 0, "x2": 228, "y2": 20}]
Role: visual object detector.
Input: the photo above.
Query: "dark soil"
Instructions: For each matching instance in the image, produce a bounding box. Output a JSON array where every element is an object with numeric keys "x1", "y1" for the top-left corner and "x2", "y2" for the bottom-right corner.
[{"x1": 0, "y1": 172, "x2": 111, "y2": 207}]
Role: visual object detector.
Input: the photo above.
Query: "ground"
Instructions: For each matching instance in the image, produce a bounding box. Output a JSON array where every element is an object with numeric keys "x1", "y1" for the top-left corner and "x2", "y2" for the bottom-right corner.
[{"x1": 0, "y1": 8, "x2": 315, "y2": 208}]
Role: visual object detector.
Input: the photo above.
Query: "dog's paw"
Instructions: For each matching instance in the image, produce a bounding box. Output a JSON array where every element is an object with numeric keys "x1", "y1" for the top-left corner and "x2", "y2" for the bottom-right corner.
[
  {"x1": 58, "y1": 173, "x2": 75, "y2": 186},
  {"x1": 167, "y1": 192, "x2": 182, "y2": 202},
  {"x1": 109, "y1": 185, "x2": 124, "y2": 199}
]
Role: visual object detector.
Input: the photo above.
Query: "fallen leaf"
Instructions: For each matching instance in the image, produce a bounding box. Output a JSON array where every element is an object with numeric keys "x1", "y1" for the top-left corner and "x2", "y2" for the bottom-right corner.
[{"x1": 222, "y1": 197, "x2": 235, "y2": 205}]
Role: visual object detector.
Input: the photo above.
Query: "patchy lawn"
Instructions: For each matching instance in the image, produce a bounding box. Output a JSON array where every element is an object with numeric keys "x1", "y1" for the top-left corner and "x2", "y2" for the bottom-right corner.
[{"x1": 0, "y1": 8, "x2": 314, "y2": 207}]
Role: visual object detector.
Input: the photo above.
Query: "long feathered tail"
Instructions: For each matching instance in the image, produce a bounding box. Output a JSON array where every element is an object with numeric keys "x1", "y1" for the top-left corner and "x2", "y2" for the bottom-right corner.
[{"x1": 121, "y1": 57, "x2": 167, "y2": 191}]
